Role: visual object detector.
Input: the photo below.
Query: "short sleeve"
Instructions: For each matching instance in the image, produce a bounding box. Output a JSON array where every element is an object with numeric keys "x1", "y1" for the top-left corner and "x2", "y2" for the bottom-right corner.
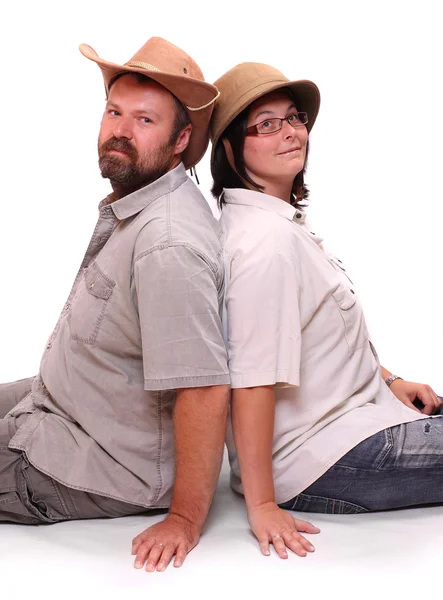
[
  {"x1": 225, "y1": 249, "x2": 301, "y2": 389},
  {"x1": 134, "y1": 244, "x2": 230, "y2": 391}
]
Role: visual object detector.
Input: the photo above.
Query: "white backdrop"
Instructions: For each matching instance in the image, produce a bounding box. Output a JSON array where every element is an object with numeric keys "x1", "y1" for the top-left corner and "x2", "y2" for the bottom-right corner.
[{"x1": 1, "y1": 0, "x2": 442, "y2": 392}]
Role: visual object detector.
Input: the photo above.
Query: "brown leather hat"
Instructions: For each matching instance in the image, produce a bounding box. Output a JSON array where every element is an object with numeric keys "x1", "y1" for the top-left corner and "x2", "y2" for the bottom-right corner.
[
  {"x1": 80, "y1": 37, "x2": 219, "y2": 169},
  {"x1": 210, "y1": 62, "x2": 320, "y2": 162}
]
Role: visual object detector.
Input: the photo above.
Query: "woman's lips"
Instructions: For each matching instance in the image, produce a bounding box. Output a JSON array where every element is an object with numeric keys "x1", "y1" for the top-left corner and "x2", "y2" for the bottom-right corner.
[{"x1": 277, "y1": 147, "x2": 301, "y2": 156}]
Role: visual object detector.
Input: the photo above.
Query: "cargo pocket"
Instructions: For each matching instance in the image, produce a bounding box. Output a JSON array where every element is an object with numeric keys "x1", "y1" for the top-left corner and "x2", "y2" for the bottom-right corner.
[
  {"x1": 70, "y1": 262, "x2": 115, "y2": 345},
  {"x1": 332, "y1": 285, "x2": 368, "y2": 355}
]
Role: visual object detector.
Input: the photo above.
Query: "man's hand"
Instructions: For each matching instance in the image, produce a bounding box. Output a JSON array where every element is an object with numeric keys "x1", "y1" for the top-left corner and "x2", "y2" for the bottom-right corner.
[
  {"x1": 132, "y1": 513, "x2": 200, "y2": 572},
  {"x1": 390, "y1": 379, "x2": 442, "y2": 415},
  {"x1": 248, "y1": 501, "x2": 320, "y2": 559}
]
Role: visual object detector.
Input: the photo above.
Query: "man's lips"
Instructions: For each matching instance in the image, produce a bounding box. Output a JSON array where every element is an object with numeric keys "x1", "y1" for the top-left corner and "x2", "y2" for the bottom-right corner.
[
  {"x1": 277, "y1": 147, "x2": 302, "y2": 156},
  {"x1": 107, "y1": 149, "x2": 130, "y2": 157}
]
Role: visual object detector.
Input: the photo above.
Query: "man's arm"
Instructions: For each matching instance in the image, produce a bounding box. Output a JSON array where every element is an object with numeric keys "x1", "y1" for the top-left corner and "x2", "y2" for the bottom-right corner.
[
  {"x1": 131, "y1": 242, "x2": 230, "y2": 571},
  {"x1": 132, "y1": 384, "x2": 229, "y2": 571}
]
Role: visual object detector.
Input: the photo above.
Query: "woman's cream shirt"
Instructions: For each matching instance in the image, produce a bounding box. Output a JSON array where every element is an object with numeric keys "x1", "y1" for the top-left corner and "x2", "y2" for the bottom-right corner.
[{"x1": 221, "y1": 188, "x2": 426, "y2": 504}]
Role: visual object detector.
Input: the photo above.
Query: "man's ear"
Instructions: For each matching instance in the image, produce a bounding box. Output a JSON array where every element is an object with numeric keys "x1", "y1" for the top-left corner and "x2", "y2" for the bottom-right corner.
[{"x1": 174, "y1": 124, "x2": 193, "y2": 155}]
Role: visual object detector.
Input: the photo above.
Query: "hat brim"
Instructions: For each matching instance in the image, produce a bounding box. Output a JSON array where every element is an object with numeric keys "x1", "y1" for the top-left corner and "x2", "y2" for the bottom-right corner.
[
  {"x1": 211, "y1": 78, "x2": 320, "y2": 163},
  {"x1": 80, "y1": 44, "x2": 218, "y2": 169}
]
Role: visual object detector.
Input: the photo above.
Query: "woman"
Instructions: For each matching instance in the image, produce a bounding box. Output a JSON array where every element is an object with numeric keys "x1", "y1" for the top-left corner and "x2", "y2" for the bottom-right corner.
[{"x1": 210, "y1": 63, "x2": 443, "y2": 560}]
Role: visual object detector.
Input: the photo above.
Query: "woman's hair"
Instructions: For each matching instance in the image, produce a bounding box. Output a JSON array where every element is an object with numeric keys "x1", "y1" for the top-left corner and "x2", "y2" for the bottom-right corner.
[{"x1": 211, "y1": 90, "x2": 310, "y2": 210}]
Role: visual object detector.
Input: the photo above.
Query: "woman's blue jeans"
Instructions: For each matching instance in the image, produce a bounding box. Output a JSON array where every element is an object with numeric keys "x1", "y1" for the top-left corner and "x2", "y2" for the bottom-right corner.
[{"x1": 279, "y1": 405, "x2": 443, "y2": 514}]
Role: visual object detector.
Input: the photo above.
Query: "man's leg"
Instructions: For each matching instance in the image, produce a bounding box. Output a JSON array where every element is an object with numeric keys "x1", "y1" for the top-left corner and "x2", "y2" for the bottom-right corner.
[
  {"x1": 279, "y1": 417, "x2": 443, "y2": 514},
  {"x1": 0, "y1": 377, "x2": 34, "y2": 418}
]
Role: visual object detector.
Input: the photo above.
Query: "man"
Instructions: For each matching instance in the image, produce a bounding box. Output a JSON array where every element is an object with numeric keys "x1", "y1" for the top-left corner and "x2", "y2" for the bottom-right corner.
[{"x1": 0, "y1": 37, "x2": 230, "y2": 572}]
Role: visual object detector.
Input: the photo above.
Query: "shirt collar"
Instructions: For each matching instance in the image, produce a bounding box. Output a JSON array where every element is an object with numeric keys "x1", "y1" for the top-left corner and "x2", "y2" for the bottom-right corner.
[
  {"x1": 222, "y1": 188, "x2": 306, "y2": 223},
  {"x1": 99, "y1": 163, "x2": 188, "y2": 220}
]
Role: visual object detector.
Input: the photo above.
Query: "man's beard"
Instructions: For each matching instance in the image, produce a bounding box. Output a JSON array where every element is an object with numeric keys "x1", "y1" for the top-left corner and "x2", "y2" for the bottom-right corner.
[{"x1": 98, "y1": 136, "x2": 175, "y2": 194}]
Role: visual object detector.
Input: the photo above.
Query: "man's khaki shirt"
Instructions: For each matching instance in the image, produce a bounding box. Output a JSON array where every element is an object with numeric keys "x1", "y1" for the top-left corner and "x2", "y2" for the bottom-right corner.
[{"x1": 8, "y1": 164, "x2": 229, "y2": 508}]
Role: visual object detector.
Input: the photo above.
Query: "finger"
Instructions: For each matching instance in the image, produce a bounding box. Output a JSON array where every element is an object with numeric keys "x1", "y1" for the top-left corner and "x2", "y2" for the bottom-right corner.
[
  {"x1": 271, "y1": 535, "x2": 288, "y2": 559},
  {"x1": 173, "y1": 543, "x2": 188, "y2": 568},
  {"x1": 134, "y1": 540, "x2": 155, "y2": 569},
  {"x1": 293, "y1": 518, "x2": 321, "y2": 534},
  {"x1": 402, "y1": 398, "x2": 421, "y2": 413},
  {"x1": 132, "y1": 534, "x2": 146, "y2": 555},
  {"x1": 145, "y1": 543, "x2": 165, "y2": 572},
  {"x1": 156, "y1": 543, "x2": 176, "y2": 572},
  {"x1": 283, "y1": 530, "x2": 313, "y2": 556},
  {"x1": 416, "y1": 389, "x2": 438, "y2": 415},
  {"x1": 258, "y1": 536, "x2": 271, "y2": 557}
]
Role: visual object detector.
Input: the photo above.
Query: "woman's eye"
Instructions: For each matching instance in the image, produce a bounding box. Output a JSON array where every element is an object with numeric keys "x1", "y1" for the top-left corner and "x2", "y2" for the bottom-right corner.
[
  {"x1": 287, "y1": 114, "x2": 299, "y2": 123},
  {"x1": 261, "y1": 121, "x2": 271, "y2": 128}
]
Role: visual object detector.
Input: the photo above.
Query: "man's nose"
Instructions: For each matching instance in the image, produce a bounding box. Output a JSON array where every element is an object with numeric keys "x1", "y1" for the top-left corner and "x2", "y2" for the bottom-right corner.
[{"x1": 113, "y1": 117, "x2": 134, "y2": 139}]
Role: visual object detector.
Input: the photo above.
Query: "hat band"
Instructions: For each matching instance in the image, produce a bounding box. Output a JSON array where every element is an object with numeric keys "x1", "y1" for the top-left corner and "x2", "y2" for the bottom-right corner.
[
  {"x1": 124, "y1": 61, "x2": 220, "y2": 112},
  {"x1": 125, "y1": 60, "x2": 161, "y2": 72}
]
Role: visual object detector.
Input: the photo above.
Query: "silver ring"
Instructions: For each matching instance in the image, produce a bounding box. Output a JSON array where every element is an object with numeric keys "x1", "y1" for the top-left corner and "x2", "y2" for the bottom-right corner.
[
  {"x1": 157, "y1": 542, "x2": 165, "y2": 548},
  {"x1": 272, "y1": 535, "x2": 282, "y2": 540}
]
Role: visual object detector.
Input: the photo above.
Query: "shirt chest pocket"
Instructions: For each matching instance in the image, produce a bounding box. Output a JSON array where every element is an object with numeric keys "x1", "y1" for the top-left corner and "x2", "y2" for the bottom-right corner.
[
  {"x1": 332, "y1": 285, "x2": 369, "y2": 356},
  {"x1": 70, "y1": 262, "x2": 115, "y2": 345}
]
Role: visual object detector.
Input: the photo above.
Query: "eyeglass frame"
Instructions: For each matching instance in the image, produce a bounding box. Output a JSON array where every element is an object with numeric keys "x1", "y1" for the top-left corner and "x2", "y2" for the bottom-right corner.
[{"x1": 245, "y1": 111, "x2": 309, "y2": 136}]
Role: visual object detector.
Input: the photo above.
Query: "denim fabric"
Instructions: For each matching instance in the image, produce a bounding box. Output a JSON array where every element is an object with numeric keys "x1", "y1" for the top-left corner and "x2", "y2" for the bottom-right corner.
[{"x1": 280, "y1": 404, "x2": 443, "y2": 514}]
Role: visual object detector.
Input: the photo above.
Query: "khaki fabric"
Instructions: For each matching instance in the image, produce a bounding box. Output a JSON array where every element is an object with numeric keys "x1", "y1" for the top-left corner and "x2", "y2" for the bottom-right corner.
[
  {"x1": 7, "y1": 164, "x2": 229, "y2": 509},
  {"x1": 220, "y1": 188, "x2": 426, "y2": 504}
]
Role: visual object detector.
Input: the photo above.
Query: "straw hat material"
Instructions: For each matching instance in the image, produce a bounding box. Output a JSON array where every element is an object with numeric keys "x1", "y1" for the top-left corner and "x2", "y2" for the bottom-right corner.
[
  {"x1": 210, "y1": 62, "x2": 320, "y2": 164},
  {"x1": 80, "y1": 37, "x2": 219, "y2": 169}
]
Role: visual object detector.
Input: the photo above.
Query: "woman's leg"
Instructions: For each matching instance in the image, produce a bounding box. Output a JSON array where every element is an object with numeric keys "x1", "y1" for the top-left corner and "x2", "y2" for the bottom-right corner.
[
  {"x1": 280, "y1": 416, "x2": 443, "y2": 514},
  {"x1": 0, "y1": 377, "x2": 34, "y2": 418}
]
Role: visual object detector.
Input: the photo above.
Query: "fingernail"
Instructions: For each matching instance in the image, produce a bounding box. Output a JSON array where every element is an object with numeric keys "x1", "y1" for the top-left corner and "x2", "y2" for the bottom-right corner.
[
  {"x1": 308, "y1": 544, "x2": 315, "y2": 551},
  {"x1": 134, "y1": 562, "x2": 142, "y2": 569},
  {"x1": 157, "y1": 563, "x2": 165, "y2": 571},
  {"x1": 174, "y1": 561, "x2": 182, "y2": 568},
  {"x1": 146, "y1": 563, "x2": 155, "y2": 572},
  {"x1": 264, "y1": 551, "x2": 270, "y2": 556}
]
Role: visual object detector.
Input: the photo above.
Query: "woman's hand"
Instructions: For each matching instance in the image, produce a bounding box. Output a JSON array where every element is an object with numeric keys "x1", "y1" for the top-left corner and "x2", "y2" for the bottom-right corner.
[
  {"x1": 390, "y1": 379, "x2": 442, "y2": 415},
  {"x1": 248, "y1": 501, "x2": 320, "y2": 558}
]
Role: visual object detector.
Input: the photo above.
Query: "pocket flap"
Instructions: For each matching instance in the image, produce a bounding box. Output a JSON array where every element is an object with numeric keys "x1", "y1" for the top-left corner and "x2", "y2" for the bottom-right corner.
[
  {"x1": 83, "y1": 262, "x2": 115, "y2": 300},
  {"x1": 332, "y1": 286, "x2": 356, "y2": 310}
]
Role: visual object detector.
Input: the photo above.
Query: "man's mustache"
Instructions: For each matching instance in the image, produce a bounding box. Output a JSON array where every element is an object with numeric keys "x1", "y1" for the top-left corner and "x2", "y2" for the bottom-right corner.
[{"x1": 99, "y1": 137, "x2": 138, "y2": 161}]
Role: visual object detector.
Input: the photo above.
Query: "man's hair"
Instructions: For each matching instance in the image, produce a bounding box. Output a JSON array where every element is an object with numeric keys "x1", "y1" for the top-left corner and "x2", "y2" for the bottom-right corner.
[
  {"x1": 211, "y1": 91, "x2": 309, "y2": 210},
  {"x1": 108, "y1": 72, "x2": 191, "y2": 144}
]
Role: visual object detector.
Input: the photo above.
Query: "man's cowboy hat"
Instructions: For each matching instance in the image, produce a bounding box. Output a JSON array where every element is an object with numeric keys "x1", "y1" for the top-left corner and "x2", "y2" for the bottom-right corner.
[
  {"x1": 80, "y1": 37, "x2": 219, "y2": 169},
  {"x1": 210, "y1": 62, "x2": 320, "y2": 163}
]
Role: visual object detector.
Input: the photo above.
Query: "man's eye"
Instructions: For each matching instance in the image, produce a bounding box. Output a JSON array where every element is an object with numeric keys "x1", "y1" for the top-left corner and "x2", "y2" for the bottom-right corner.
[
  {"x1": 109, "y1": 109, "x2": 120, "y2": 116},
  {"x1": 140, "y1": 117, "x2": 151, "y2": 124}
]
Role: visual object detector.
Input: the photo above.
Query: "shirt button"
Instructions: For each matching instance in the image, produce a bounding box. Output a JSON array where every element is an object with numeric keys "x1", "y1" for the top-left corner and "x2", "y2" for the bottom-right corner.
[
  {"x1": 295, "y1": 212, "x2": 302, "y2": 219},
  {"x1": 350, "y1": 289, "x2": 355, "y2": 294}
]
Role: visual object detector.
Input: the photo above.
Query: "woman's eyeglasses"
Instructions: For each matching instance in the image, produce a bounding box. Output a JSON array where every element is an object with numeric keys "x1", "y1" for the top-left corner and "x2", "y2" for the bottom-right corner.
[{"x1": 246, "y1": 112, "x2": 308, "y2": 136}]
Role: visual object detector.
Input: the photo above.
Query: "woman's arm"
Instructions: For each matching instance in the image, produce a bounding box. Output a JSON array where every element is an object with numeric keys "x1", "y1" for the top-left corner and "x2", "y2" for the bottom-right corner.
[
  {"x1": 380, "y1": 365, "x2": 441, "y2": 414},
  {"x1": 232, "y1": 386, "x2": 320, "y2": 558}
]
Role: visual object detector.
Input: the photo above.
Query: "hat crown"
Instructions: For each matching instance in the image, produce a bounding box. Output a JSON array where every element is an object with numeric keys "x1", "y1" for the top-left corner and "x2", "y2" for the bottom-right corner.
[
  {"x1": 127, "y1": 37, "x2": 205, "y2": 82},
  {"x1": 214, "y1": 62, "x2": 288, "y2": 98},
  {"x1": 211, "y1": 62, "x2": 291, "y2": 144}
]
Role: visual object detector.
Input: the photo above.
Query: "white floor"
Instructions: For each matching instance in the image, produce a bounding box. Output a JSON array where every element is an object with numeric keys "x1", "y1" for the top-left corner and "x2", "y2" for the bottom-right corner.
[{"x1": 1, "y1": 455, "x2": 441, "y2": 599}]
